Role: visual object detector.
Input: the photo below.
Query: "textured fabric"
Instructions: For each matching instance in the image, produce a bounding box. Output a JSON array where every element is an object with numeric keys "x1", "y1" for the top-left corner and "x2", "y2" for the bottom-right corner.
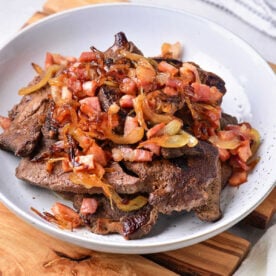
[
  {"x1": 234, "y1": 224, "x2": 276, "y2": 276},
  {"x1": 201, "y1": 0, "x2": 276, "y2": 37}
]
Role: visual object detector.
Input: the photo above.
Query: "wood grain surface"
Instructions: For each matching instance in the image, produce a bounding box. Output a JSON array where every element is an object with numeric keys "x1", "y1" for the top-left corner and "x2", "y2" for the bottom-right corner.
[{"x1": 1, "y1": 0, "x2": 275, "y2": 275}]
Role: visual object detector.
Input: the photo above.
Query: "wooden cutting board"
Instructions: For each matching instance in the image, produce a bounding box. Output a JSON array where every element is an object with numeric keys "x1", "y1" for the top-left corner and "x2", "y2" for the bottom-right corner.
[{"x1": 0, "y1": 0, "x2": 275, "y2": 275}]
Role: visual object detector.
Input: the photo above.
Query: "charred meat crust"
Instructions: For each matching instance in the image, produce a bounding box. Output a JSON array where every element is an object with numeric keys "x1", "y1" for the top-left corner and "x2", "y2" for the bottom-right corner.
[
  {"x1": 124, "y1": 140, "x2": 222, "y2": 221},
  {"x1": 0, "y1": 82, "x2": 49, "y2": 157},
  {"x1": 78, "y1": 195, "x2": 158, "y2": 240}
]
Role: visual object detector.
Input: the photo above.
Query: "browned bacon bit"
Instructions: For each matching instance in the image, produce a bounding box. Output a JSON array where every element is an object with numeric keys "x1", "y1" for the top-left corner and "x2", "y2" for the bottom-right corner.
[
  {"x1": 0, "y1": 115, "x2": 11, "y2": 130},
  {"x1": 51, "y1": 202, "x2": 82, "y2": 229},
  {"x1": 80, "y1": 198, "x2": 98, "y2": 215},
  {"x1": 31, "y1": 203, "x2": 82, "y2": 230}
]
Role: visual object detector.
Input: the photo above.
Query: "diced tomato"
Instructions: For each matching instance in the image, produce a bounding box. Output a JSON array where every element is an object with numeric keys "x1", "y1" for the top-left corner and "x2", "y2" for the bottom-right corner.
[
  {"x1": 79, "y1": 51, "x2": 97, "y2": 62},
  {"x1": 124, "y1": 116, "x2": 139, "y2": 136},
  {"x1": 119, "y1": 95, "x2": 135, "y2": 109},
  {"x1": 80, "y1": 198, "x2": 98, "y2": 215},
  {"x1": 80, "y1": 96, "x2": 102, "y2": 116},
  {"x1": 157, "y1": 61, "x2": 178, "y2": 76}
]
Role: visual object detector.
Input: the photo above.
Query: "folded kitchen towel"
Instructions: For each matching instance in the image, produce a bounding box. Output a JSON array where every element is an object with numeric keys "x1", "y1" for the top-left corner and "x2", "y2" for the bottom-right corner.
[
  {"x1": 234, "y1": 223, "x2": 276, "y2": 276},
  {"x1": 201, "y1": 0, "x2": 276, "y2": 37}
]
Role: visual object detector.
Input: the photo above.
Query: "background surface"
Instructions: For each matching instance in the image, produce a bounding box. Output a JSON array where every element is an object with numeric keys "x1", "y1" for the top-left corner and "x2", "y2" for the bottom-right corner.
[{"x1": 0, "y1": 0, "x2": 276, "y2": 63}]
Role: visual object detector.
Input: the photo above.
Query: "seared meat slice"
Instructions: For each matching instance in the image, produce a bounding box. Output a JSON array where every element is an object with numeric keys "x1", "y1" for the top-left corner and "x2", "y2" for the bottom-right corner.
[
  {"x1": 161, "y1": 143, "x2": 203, "y2": 159},
  {"x1": 77, "y1": 195, "x2": 158, "y2": 240},
  {"x1": 15, "y1": 139, "x2": 102, "y2": 194},
  {"x1": 104, "y1": 32, "x2": 143, "y2": 59},
  {"x1": 221, "y1": 162, "x2": 232, "y2": 188},
  {"x1": 0, "y1": 81, "x2": 49, "y2": 156},
  {"x1": 103, "y1": 162, "x2": 149, "y2": 194},
  {"x1": 220, "y1": 112, "x2": 238, "y2": 129},
  {"x1": 124, "y1": 141, "x2": 222, "y2": 221},
  {"x1": 193, "y1": 163, "x2": 222, "y2": 222},
  {"x1": 97, "y1": 85, "x2": 127, "y2": 134},
  {"x1": 98, "y1": 85, "x2": 121, "y2": 112},
  {"x1": 194, "y1": 63, "x2": 226, "y2": 94},
  {"x1": 16, "y1": 158, "x2": 103, "y2": 194}
]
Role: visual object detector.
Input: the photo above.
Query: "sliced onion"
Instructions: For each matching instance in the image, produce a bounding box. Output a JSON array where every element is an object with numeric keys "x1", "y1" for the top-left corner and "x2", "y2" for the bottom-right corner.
[
  {"x1": 19, "y1": 64, "x2": 60, "y2": 95},
  {"x1": 70, "y1": 172, "x2": 147, "y2": 212},
  {"x1": 208, "y1": 134, "x2": 241, "y2": 150},
  {"x1": 133, "y1": 94, "x2": 148, "y2": 130},
  {"x1": 163, "y1": 119, "x2": 183, "y2": 135},
  {"x1": 105, "y1": 127, "x2": 144, "y2": 144},
  {"x1": 142, "y1": 95, "x2": 174, "y2": 124},
  {"x1": 249, "y1": 127, "x2": 261, "y2": 155},
  {"x1": 140, "y1": 131, "x2": 197, "y2": 148}
]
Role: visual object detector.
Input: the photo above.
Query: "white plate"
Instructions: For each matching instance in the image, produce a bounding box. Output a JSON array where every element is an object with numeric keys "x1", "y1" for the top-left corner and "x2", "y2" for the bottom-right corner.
[{"x1": 0, "y1": 3, "x2": 276, "y2": 254}]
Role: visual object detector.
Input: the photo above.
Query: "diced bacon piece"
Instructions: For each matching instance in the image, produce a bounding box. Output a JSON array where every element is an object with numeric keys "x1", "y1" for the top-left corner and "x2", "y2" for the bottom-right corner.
[
  {"x1": 61, "y1": 86, "x2": 72, "y2": 101},
  {"x1": 180, "y1": 63, "x2": 201, "y2": 83},
  {"x1": 79, "y1": 51, "x2": 97, "y2": 62},
  {"x1": 157, "y1": 61, "x2": 178, "y2": 76},
  {"x1": 119, "y1": 78, "x2": 137, "y2": 95},
  {"x1": 141, "y1": 142, "x2": 161, "y2": 156},
  {"x1": 87, "y1": 142, "x2": 107, "y2": 166},
  {"x1": 0, "y1": 115, "x2": 11, "y2": 130},
  {"x1": 136, "y1": 64, "x2": 156, "y2": 87},
  {"x1": 112, "y1": 147, "x2": 153, "y2": 162},
  {"x1": 146, "y1": 123, "x2": 165, "y2": 139},
  {"x1": 166, "y1": 77, "x2": 183, "y2": 89},
  {"x1": 163, "y1": 86, "x2": 178, "y2": 96},
  {"x1": 80, "y1": 96, "x2": 101, "y2": 116},
  {"x1": 218, "y1": 148, "x2": 230, "y2": 161},
  {"x1": 45, "y1": 52, "x2": 54, "y2": 68},
  {"x1": 236, "y1": 140, "x2": 252, "y2": 162},
  {"x1": 131, "y1": 148, "x2": 153, "y2": 162},
  {"x1": 191, "y1": 83, "x2": 222, "y2": 104},
  {"x1": 82, "y1": 80, "x2": 98, "y2": 96},
  {"x1": 229, "y1": 170, "x2": 247, "y2": 186},
  {"x1": 161, "y1": 42, "x2": 182, "y2": 59},
  {"x1": 119, "y1": 95, "x2": 135, "y2": 109},
  {"x1": 62, "y1": 159, "x2": 73, "y2": 172},
  {"x1": 74, "y1": 154, "x2": 95, "y2": 171},
  {"x1": 51, "y1": 202, "x2": 81, "y2": 228},
  {"x1": 124, "y1": 116, "x2": 139, "y2": 136},
  {"x1": 80, "y1": 198, "x2": 98, "y2": 215}
]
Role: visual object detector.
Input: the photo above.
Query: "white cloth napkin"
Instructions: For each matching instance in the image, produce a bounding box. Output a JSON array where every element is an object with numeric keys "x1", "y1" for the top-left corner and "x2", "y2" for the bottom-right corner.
[
  {"x1": 201, "y1": 0, "x2": 276, "y2": 37},
  {"x1": 234, "y1": 224, "x2": 276, "y2": 276}
]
